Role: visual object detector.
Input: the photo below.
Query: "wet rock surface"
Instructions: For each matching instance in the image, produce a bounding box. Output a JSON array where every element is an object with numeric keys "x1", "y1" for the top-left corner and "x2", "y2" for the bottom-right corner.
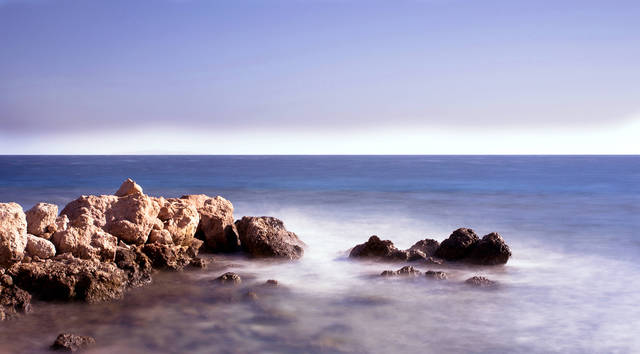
[
  {"x1": 465, "y1": 276, "x2": 497, "y2": 288},
  {"x1": 236, "y1": 216, "x2": 305, "y2": 259},
  {"x1": 51, "y1": 333, "x2": 96, "y2": 352},
  {"x1": 434, "y1": 228, "x2": 480, "y2": 261},
  {"x1": 216, "y1": 272, "x2": 242, "y2": 285},
  {"x1": 0, "y1": 274, "x2": 32, "y2": 321},
  {"x1": 349, "y1": 235, "x2": 408, "y2": 261},
  {"x1": 468, "y1": 232, "x2": 512, "y2": 265},
  {"x1": 424, "y1": 270, "x2": 448, "y2": 280}
]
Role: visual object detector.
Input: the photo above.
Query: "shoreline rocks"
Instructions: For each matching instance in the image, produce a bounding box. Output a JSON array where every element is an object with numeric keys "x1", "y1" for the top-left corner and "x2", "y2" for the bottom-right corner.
[
  {"x1": 0, "y1": 202, "x2": 28, "y2": 267},
  {"x1": 236, "y1": 216, "x2": 305, "y2": 259},
  {"x1": 51, "y1": 333, "x2": 96, "y2": 352}
]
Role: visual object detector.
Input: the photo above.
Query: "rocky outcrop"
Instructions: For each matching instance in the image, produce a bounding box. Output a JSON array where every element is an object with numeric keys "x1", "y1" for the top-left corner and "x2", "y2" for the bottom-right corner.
[
  {"x1": 236, "y1": 216, "x2": 305, "y2": 259},
  {"x1": 25, "y1": 202, "x2": 58, "y2": 236},
  {"x1": 156, "y1": 198, "x2": 200, "y2": 246},
  {"x1": 465, "y1": 276, "x2": 497, "y2": 288},
  {"x1": 0, "y1": 272, "x2": 32, "y2": 321},
  {"x1": 0, "y1": 202, "x2": 28, "y2": 267},
  {"x1": 51, "y1": 222, "x2": 118, "y2": 262},
  {"x1": 141, "y1": 243, "x2": 198, "y2": 271},
  {"x1": 349, "y1": 235, "x2": 407, "y2": 261},
  {"x1": 216, "y1": 272, "x2": 241, "y2": 285},
  {"x1": 181, "y1": 194, "x2": 239, "y2": 252},
  {"x1": 468, "y1": 232, "x2": 512, "y2": 265},
  {"x1": 25, "y1": 234, "x2": 56, "y2": 259},
  {"x1": 114, "y1": 178, "x2": 143, "y2": 197},
  {"x1": 434, "y1": 228, "x2": 480, "y2": 261},
  {"x1": 114, "y1": 245, "x2": 152, "y2": 287},
  {"x1": 8, "y1": 255, "x2": 128, "y2": 303},
  {"x1": 425, "y1": 270, "x2": 447, "y2": 280},
  {"x1": 380, "y1": 265, "x2": 422, "y2": 277},
  {"x1": 51, "y1": 333, "x2": 96, "y2": 352}
]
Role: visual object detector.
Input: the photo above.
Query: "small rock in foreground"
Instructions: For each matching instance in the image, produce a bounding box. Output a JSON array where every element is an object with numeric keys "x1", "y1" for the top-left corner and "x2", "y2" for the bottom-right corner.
[
  {"x1": 51, "y1": 333, "x2": 96, "y2": 352},
  {"x1": 465, "y1": 276, "x2": 497, "y2": 288},
  {"x1": 424, "y1": 270, "x2": 447, "y2": 280},
  {"x1": 216, "y1": 272, "x2": 242, "y2": 285}
]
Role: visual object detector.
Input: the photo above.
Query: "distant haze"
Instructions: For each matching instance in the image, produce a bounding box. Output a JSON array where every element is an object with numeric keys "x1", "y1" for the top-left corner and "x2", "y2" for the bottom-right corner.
[{"x1": 1, "y1": 0, "x2": 639, "y2": 154}]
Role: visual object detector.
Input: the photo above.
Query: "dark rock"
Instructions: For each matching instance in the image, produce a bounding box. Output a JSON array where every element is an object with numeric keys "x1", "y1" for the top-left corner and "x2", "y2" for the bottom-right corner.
[
  {"x1": 216, "y1": 272, "x2": 241, "y2": 285},
  {"x1": 189, "y1": 257, "x2": 207, "y2": 269},
  {"x1": 407, "y1": 250, "x2": 427, "y2": 262},
  {"x1": 8, "y1": 256, "x2": 127, "y2": 303},
  {"x1": 114, "y1": 245, "x2": 152, "y2": 287},
  {"x1": 425, "y1": 270, "x2": 448, "y2": 280},
  {"x1": 380, "y1": 270, "x2": 396, "y2": 277},
  {"x1": 349, "y1": 236, "x2": 408, "y2": 261},
  {"x1": 264, "y1": 279, "x2": 278, "y2": 287},
  {"x1": 0, "y1": 282, "x2": 32, "y2": 321},
  {"x1": 465, "y1": 276, "x2": 497, "y2": 288},
  {"x1": 434, "y1": 228, "x2": 479, "y2": 261},
  {"x1": 424, "y1": 257, "x2": 444, "y2": 265},
  {"x1": 51, "y1": 333, "x2": 96, "y2": 352},
  {"x1": 141, "y1": 243, "x2": 193, "y2": 271},
  {"x1": 397, "y1": 265, "x2": 421, "y2": 276},
  {"x1": 468, "y1": 232, "x2": 512, "y2": 265},
  {"x1": 235, "y1": 216, "x2": 305, "y2": 259},
  {"x1": 407, "y1": 239, "x2": 439, "y2": 257}
]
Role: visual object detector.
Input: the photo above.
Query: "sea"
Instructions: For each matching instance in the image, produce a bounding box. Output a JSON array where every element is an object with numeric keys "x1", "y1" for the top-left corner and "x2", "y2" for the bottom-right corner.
[{"x1": 0, "y1": 155, "x2": 638, "y2": 353}]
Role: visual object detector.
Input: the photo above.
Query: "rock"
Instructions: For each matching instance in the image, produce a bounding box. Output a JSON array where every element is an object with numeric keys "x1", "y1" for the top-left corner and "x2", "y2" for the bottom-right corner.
[
  {"x1": 25, "y1": 202, "x2": 58, "y2": 236},
  {"x1": 51, "y1": 223, "x2": 118, "y2": 262},
  {"x1": 0, "y1": 282, "x2": 32, "y2": 321},
  {"x1": 235, "y1": 216, "x2": 305, "y2": 259},
  {"x1": 468, "y1": 232, "x2": 512, "y2": 265},
  {"x1": 465, "y1": 276, "x2": 497, "y2": 288},
  {"x1": 51, "y1": 333, "x2": 96, "y2": 352},
  {"x1": 0, "y1": 202, "x2": 28, "y2": 267},
  {"x1": 55, "y1": 215, "x2": 70, "y2": 232},
  {"x1": 141, "y1": 243, "x2": 193, "y2": 271},
  {"x1": 425, "y1": 270, "x2": 448, "y2": 280},
  {"x1": 156, "y1": 198, "x2": 199, "y2": 246},
  {"x1": 380, "y1": 270, "x2": 396, "y2": 276},
  {"x1": 407, "y1": 238, "x2": 439, "y2": 257},
  {"x1": 25, "y1": 234, "x2": 56, "y2": 259},
  {"x1": 396, "y1": 265, "x2": 421, "y2": 276},
  {"x1": 265, "y1": 279, "x2": 278, "y2": 287},
  {"x1": 8, "y1": 256, "x2": 127, "y2": 303},
  {"x1": 148, "y1": 229, "x2": 173, "y2": 245},
  {"x1": 407, "y1": 250, "x2": 427, "y2": 262},
  {"x1": 349, "y1": 235, "x2": 408, "y2": 261},
  {"x1": 434, "y1": 228, "x2": 479, "y2": 261},
  {"x1": 114, "y1": 245, "x2": 152, "y2": 287},
  {"x1": 181, "y1": 194, "x2": 239, "y2": 252},
  {"x1": 216, "y1": 272, "x2": 241, "y2": 285},
  {"x1": 61, "y1": 191, "x2": 161, "y2": 245},
  {"x1": 189, "y1": 257, "x2": 207, "y2": 269},
  {"x1": 114, "y1": 178, "x2": 143, "y2": 197},
  {"x1": 424, "y1": 257, "x2": 444, "y2": 265}
]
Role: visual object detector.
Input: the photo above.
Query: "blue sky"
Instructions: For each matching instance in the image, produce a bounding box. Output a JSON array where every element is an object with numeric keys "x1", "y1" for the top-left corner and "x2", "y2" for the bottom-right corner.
[{"x1": 1, "y1": 0, "x2": 638, "y2": 154}]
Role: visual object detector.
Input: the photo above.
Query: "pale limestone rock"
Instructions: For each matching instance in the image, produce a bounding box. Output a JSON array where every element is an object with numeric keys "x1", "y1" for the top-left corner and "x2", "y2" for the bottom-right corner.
[
  {"x1": 157, "y1": 198, "x2": 199, "y2": 246},
  {"x1": 115, "y1": 178, "x2": 143, "y2": 197},
  {"x1": 0, "y1": 203, "x2": 28, "y2": 267},
  {"x1": 25, "y1": 202, "x2": 58, "y2": 236},
  {"x1": 51, "y1": 222, "x2": 117, "y2": 262},
  {"x1": 25, "y1": 234, "x2": 56, "y2": 259},
  {"x1": 148, "y1": 229, "x2": 173, "y2": 245},
  {"x1": 181, "y1": 194, "x2": 239, "y2": 252}
]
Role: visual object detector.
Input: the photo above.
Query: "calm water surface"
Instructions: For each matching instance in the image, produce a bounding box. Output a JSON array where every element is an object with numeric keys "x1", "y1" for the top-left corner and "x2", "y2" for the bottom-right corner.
[{"x1": 0, "y1": 156, "x2": 639, "y2": 353}]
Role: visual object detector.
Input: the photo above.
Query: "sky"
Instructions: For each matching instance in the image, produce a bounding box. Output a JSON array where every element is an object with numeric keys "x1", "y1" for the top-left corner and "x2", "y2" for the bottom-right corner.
[{"x1": 0, "y1": 0, "x2": 639, "y2": 154}]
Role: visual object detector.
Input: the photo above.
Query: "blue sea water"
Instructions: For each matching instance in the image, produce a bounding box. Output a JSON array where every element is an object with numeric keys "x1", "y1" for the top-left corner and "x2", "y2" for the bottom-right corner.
[{"x1": 1, "y1": 155, "x2": 639, "y2": 353}]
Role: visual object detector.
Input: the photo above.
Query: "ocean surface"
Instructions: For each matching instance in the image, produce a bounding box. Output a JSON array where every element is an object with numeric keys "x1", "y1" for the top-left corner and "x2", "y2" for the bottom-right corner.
[{"x1": 0, "y1": 155, "x2": 639, "y2": 353}]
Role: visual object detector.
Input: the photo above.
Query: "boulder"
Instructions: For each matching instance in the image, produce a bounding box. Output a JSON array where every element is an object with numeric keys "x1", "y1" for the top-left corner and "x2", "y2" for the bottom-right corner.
[
  {"x1": 407, "y1": 238, "x2": 439, "y2": 257},
  {"x1": 349, "y1": 235, "x2": 407, "y2": 261},
  {"x1": 465, "y1": 276, "x2": 497, "y2": 288},
  {"x1": 425, "y1": 270, "x2": 448, "y2": 280},
  {"x1": 181, "y1": 194, "x2": 239, "y2": 252},
  {"x1": 51, "y1": 333, "x2": 96, "y2": 352},
  {"x1": 235, "y1": 216, "x2": 305, "y2": 259},
  {"x1": 61, "y1": 189, "x2": 161, "y2": 245},
  {"x1": 148, "y1": 229, "x2": 173, "y2": 245},
  {"x1": 25, "y1": 234, "x2": 56, "y2": 259},
  {"x1": 380, "y1": 266, "x2": 421, "y2": 277},
  {"x1": 51, "y1": 222, "x2": 118, "y2": 262},
  {"x1": 25, "y1": 202, "x2": 58, "y2": 236},
  {"x1": 0, "y1": 275, "x2": 32, "y2": 321},
  {"x1": 156, "y1": 198, "x2": 199, "y2": 246},
  {"x1": 141, "y1": 243, "x2": 195, "y2": 271},
  {"x1": 0, "y1": 202, "x2": 28, "y2": 267},
  {"x1": 434, "y1": 228, "x2": 479, "y2": 261},
  {"x1": 468, "y1": 232, "x2": 512, "y2": 265},
  {"x1": 114, "y1": 245, "x2": 152, "y2": 287},
  {"x1": 114, "y1": 178, "x2": 143, "y2": 197},
  {"x1": 216, "y1": 272, "x2": 241, "y2": 285},
  {"x1": 8, "y1": 255, "x2": 128, "y2": 303},
  {"x1": 380, "y1": 270, "x2": 397, "y2": 277}
]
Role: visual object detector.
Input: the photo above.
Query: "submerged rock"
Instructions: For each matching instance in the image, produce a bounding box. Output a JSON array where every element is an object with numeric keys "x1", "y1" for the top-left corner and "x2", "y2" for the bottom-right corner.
[
  {"x1": 424, "y1": 270, "x2": 448, "y2": 280},
  {"x1": 25, "y1": 234, "x2": 56, "y2": 259},
  {"x1": 51, "y1": 333, "x2": 96, "y2": 352},
  {"x1": 465, "y1": 276, "x2": 497, "y2": 288},
  {"x1": 216, "y1": 272, "x2": 242, "y2": 285},
  {"x1": 349, "y1": 235, "x2": 407, "y2": 261},
  {"x1": 25, "y1": 202, "x2": 58, "y2": 236},
  {"x1": 468, "y1": 232, "x2": 512, "y2": 265},
  {"x1": 0, "y1": 202, "x2": 28, "y2": 267},
  {"x1": 236, "y1": 216, "x2": 305, "y2": 259},
  {"x1": 380, "y1": 266, "x2": 421, "y2": 277},
  {"x1": 181, "y1": 194, "x2": 240, "y2": 252},
  {"x1": 8, "y1": 256, "x2": 127, "y2": 303},
  {"x1": 434, "y1": 228, "x2": 480, "y2": 261}
]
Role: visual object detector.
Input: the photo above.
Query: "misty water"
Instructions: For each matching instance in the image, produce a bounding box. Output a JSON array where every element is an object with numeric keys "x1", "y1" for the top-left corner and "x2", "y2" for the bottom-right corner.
[{"x1": 1, "y1": 156, "x2": 639, "y2": 353}]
